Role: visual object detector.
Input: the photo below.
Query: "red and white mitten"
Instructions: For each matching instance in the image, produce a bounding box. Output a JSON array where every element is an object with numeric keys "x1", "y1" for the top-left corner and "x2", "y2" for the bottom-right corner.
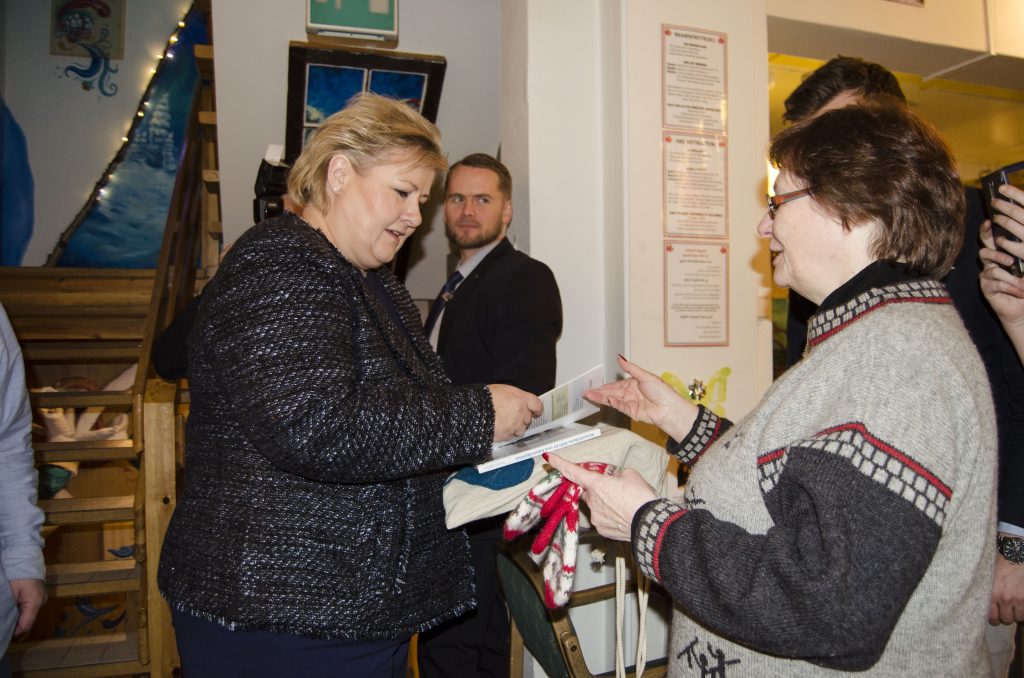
[
  {"x1": 503, "y1": 469, "x2": 564, "y2": 541},
  {"x1": 537, "y1": 484, "x2": 581, "y2": 607},
  {"x1": 504, "y1": 462, "x2": 618, "y2": 608}
]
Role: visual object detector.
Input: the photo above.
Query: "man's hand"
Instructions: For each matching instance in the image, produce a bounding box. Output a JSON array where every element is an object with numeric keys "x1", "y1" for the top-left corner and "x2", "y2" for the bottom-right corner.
[
  {"x1": 10, "y1": 578, "x2": 46, "y2": 637},
  {"x1": 990, "y1": 544, "x2": 1024, "y2": 625},
  {"x1": 980, "y1": 184, "x2": 1024, "y2": 333}
]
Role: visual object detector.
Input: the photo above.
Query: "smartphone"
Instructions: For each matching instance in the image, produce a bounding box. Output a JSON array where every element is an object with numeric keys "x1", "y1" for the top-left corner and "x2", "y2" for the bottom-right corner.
[{"x1": 981, "y1": 161, "x2": 1024, "y2": 277}]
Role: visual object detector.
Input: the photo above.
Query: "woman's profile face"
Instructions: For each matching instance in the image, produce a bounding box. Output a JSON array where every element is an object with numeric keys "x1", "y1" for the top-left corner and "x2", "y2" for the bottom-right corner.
[
  {"x1": 756, "y1": 170, "x2": 877, "y2": 304},
  {"x1": 325, "y1": 154, "x2": 435, "y2": 271}
]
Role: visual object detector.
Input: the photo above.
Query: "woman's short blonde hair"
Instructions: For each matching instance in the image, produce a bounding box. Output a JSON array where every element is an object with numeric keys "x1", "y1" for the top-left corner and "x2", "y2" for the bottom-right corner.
[{"x1": 287, "y1": 92, "x2": 447, "y2": 214}]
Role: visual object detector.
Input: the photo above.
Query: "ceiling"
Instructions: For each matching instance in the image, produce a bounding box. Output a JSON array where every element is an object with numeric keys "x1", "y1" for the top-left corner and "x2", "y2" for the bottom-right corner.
[{"x1": 768, "y1": 54, "x2": 1024, "y2": 185}]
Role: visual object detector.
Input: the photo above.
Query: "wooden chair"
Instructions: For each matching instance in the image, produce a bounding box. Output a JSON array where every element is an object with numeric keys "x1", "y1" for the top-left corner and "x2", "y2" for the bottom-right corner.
[{"x1": 497, "y1": 541, "x2": 667, "y2": 678}]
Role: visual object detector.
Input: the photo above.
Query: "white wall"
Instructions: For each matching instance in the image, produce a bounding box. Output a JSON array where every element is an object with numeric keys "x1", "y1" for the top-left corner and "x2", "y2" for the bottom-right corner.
[
  {"x1": 211, "y1": 0, "x2": 502, "y2": 301},
  {"x1": 508, "y1": 0, "x2": 618, "y2": 388},
  {"x1": 994, "y1": 0, "x2": 1024, "y2": 59},
  {"x1": 3, "y1": 0, "x2": 190, "y2": 265},
  {"x1": 625, "y1": 0, "x2": 772, "y2": 422}
]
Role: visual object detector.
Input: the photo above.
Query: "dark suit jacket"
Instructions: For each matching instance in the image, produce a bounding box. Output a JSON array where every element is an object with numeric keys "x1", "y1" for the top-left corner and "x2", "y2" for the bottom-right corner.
[{"x1": 437, "y1": 237, "x2": 562, "y2": 396}]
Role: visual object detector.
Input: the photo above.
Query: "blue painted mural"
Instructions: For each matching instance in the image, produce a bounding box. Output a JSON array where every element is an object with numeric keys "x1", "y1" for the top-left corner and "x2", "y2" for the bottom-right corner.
[
  {"x1": 0, "y1": 100, "x2": 35, "y2": 266},
  {"x1": 57, "y1": 8, "x2": 208, "y2": 268}
]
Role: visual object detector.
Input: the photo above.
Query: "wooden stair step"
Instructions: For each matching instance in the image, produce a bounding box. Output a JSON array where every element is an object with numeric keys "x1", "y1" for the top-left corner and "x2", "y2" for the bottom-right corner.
[
  {"x1": 0, "y1": 302, "x2": 151, "y2": 315},
  {"x1": 30, "y1": 390, "x2": 133, "y2": 409},
  {"x1": 195, "y1": 43, "x2": 214, "y2": 79},
  {"x1": 39, "y1": 496, "x2": 134, "y2": 525},
  {"x1": 203, "y1": 168, "x2": 220, "y2": 192},
  {"x1": 11, "y1": 316, "x2": 146, "y2": 342},
  {"x1": 0, "y1": 266, "x2": 155, "y2": 283},
  {"x1": 21, "y1": 341, "x2": 143, "y2": 363},
  {"x1": 46, "y1": 560, "x2": 141, "y2": 597},
  {"x1": 8, "y1": 631, "x2": 144, "y2": 677},
  {"x1": 34, "y1": 439, "x2": 136, "y2": 464},
  {"x1": 198, "y1": 109, "x2": 217, "y2": 136}
]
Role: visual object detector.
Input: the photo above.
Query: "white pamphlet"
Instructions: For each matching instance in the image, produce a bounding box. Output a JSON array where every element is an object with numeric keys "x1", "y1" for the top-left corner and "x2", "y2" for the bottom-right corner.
[
  {"x1": 492, "y1": 364, "x2": 604, "y2": 449},
  {"x1": 477, "y1": 365, "x2": 605, "y2": 472},
  {"x1": 476, "y1": 423, "x2": 602, "y2": 473}
]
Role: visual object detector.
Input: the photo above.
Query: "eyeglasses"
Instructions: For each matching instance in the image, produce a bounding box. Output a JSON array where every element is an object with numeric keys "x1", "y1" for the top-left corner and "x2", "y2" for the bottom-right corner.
[{"x1": 766, "y1": 187, "x2": 813, "y2": 219}]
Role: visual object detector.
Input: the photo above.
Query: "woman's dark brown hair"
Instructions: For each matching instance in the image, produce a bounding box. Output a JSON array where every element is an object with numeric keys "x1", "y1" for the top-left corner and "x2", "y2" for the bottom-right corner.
[{"x1": 770, "y1": 98, "x2": 965, "y2": 278}]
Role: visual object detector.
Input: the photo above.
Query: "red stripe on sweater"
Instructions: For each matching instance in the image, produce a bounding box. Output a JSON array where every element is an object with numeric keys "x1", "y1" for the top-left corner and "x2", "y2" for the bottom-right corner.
[
  {"x1": 818, "y1": 422, "x2": 952, "y2": 499},
  {"x1": 652, "y1": 509, "x2": 688, "y2": 582}
]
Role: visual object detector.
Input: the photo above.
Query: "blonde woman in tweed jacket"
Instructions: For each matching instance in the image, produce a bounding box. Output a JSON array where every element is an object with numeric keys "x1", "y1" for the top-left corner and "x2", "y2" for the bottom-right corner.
[
  {"x1": 551, "y1": 100, "x2": 997, "y2": 676},
  {"x1": 158, "y1": 94, "x2": 541, "y2": 677}
]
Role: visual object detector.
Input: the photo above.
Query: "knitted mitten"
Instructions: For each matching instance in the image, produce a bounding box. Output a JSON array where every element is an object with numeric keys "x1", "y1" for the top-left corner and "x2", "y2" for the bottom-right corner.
[
  {"x1": 504, "y1": 462, "x2": 618, "y2": 608},
  {"x1": 503, "y1": 468, "x2": 564, "y2": 541}
]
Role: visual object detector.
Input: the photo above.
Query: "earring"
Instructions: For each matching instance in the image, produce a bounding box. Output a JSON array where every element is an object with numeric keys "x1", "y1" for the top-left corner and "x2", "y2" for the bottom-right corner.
[{"x1": 331, "y1": 185, "x2": 339, "y2": 193}]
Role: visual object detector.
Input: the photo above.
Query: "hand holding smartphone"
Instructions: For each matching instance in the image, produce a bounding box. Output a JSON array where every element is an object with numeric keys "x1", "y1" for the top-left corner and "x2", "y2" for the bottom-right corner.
[{"x1": 981, "y1": 161, "x2": 1024, "y2": 276}]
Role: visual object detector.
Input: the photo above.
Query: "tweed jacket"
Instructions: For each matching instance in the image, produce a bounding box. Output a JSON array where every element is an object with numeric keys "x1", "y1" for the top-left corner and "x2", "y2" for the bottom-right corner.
[
  {"x1": 634, "y1": 280, "x2": 997, "y2": 676},
  {"x1": 158, "y1": 213, "x2": 496, "y2": 640}
]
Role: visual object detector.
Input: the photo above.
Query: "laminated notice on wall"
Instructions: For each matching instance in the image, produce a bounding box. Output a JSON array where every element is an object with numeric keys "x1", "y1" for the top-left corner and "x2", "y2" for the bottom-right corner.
[
  {"x1": 663, "y1": 132, "x2": 727, "y2": 239},
  {"x1": 662, "y1": 25, "x2": 726, "y2": 134},
  {"x1": 664, "y1": 240, "x2": 729, "y2": 346}
]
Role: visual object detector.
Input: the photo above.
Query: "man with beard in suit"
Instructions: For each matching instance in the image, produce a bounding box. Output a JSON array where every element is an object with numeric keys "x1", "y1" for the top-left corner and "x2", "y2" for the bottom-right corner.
[{"x1": 419, "y1": 153, "x2": 562, "y2": 677}]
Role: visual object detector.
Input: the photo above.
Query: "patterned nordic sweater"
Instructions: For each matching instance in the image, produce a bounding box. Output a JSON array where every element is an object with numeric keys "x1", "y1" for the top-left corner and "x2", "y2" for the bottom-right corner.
[
  {"x1": 158, "y1": 214, "x2": 496, "y2": 640},
  {"x1": 632, "y1": 280, "x2": 997, "y2": 676}
]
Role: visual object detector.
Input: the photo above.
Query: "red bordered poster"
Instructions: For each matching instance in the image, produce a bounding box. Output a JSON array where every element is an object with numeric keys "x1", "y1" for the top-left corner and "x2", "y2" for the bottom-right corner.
[{"x1": 664, "y1": 240, "x2": 729, "y2": 347}]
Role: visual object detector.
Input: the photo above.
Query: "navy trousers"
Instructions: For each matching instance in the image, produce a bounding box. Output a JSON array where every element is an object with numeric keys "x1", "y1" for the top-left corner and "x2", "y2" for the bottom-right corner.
[
  {"x1": 417, "y1": 518, "x2": 509, "y2": 678},
  {"x1": 172, "y1": 609, "x2": 409, "y2": 677}
]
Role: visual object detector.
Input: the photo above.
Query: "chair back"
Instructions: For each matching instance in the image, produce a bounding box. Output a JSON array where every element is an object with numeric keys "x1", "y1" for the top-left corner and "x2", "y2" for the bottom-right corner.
[{"x1": 497, "y1": 543, "x2": 575, "y2": 678}]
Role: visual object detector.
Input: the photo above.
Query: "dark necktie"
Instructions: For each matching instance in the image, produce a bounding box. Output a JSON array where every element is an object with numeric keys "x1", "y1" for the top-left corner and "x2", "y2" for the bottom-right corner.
[{"x1": 423, "y1": 270, "x2": 463, "y2": 337}]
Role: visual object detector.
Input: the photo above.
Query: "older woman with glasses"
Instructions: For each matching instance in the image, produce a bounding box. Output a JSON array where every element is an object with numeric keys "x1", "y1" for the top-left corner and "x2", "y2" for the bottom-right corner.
[{"x1": 550, "y1": 99, "x2": 997, "y2": 676}]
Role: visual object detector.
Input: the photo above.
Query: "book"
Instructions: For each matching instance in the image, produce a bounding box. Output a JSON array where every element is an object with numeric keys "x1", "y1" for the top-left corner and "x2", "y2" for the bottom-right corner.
[
  {"x1": 477, "y1": 364, "x2": 606, "y2": 473},
  {"x1": 475, "y1": 422, "x2": 602, "y2": 473},
  {"x1": 491, "y1": 364, "x2": 604, "y2": 449}
]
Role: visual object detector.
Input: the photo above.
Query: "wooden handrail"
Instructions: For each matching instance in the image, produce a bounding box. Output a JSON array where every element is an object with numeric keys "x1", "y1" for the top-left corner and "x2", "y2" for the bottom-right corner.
[{"x1": 133, "y1": 80, "x2": 207, "y2": 453}]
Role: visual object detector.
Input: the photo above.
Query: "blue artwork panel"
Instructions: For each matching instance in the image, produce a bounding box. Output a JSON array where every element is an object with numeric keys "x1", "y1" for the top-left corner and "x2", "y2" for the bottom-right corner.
[
  {"x1": 305, "y1": 65, "x2": 366, "y2": 124},
  {"x1": 368, "y1": 70, "x2": 427, "y2": 112},
  {"x1": 58, "y1": 9, "x2": 208, "y2": 268},
  {"x1": 1, "y1": 101, "x2": 34, "y2": 265}
]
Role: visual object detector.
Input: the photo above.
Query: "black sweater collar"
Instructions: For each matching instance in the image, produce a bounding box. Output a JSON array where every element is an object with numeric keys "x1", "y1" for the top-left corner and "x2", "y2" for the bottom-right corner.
[{"x1": 818, "y1": 260, "x2": 921, "y2": 314}]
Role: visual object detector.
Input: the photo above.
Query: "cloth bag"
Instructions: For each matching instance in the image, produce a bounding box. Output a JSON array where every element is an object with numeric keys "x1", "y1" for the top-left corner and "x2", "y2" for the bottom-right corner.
[{"x1": 443, "y1": 424, "x2": 669, "y2": 529}]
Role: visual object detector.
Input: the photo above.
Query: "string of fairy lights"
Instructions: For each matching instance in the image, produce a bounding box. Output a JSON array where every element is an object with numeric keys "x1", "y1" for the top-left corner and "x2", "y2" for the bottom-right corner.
[{"x1": 62, "y1": 6, "x2": 194, "y2": 246}]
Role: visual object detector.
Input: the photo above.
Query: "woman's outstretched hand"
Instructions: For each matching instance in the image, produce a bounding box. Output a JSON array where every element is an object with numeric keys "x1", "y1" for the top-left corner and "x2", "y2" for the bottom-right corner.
[{"x1": 584, "y1": 355, "x2": 697, "y2": 442}]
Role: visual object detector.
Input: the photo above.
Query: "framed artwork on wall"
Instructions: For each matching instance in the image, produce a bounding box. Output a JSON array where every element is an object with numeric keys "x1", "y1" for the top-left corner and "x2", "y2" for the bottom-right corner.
[
  {"x1": 284, "y1": 42, "x2": 446, "y2": 164},
  {"x1": 50, "y1": 0, "x2": 126, "y2": 59}
]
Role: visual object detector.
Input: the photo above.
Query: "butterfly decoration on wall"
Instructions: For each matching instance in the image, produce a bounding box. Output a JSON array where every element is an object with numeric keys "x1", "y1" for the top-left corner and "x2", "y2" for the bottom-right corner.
[{"x1": 662, "y1": 367, "x2": 731, "y2": 418}]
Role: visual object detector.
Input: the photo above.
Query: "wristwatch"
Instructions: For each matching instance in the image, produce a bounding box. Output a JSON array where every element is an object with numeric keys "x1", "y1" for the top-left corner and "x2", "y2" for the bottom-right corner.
[{"x1": 997, "y1": 536, "x2": 1024, "y2": 564}]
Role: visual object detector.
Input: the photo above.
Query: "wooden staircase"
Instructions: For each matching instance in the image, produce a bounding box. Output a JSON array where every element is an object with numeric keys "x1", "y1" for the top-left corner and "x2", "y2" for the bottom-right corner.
[
  {"x1": 1, "y1": 7, "x2": 220, "y2": 675},
  {"x1": 0, "y1": 267, "x2": 154, "y2": 677}
]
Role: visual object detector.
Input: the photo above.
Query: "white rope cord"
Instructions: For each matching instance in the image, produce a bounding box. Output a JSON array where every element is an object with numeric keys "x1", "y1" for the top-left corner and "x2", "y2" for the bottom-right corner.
[
  {"x1": 634, "y1": 570, "x2": 650, "y2": 676},
  {"x1": 612, "y1": 544, "x2": 652, "y2": 677},
  {"x1": 615, "y1": 552, "x2": 626, "y2": 678}
]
